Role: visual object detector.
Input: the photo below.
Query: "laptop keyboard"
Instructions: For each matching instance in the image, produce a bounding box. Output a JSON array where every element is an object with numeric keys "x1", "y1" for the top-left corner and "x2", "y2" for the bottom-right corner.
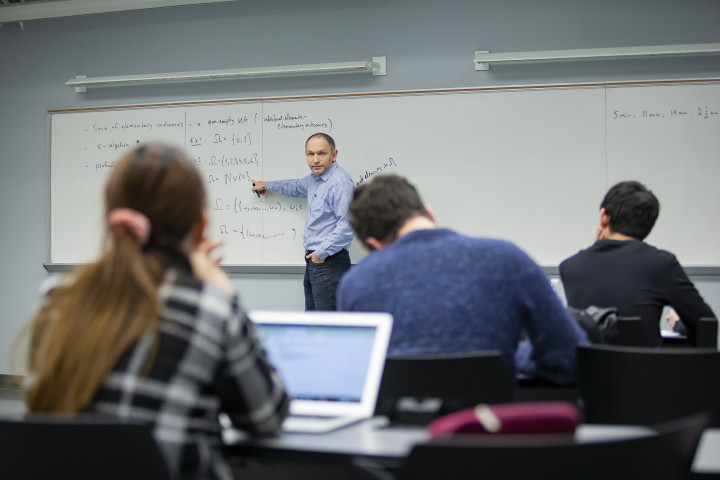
[{"x1": 288, "y1": 414, "x2": 338, "y2": 420}]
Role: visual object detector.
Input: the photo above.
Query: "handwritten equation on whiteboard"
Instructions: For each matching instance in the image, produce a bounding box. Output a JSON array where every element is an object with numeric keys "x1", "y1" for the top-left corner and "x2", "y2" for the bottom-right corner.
[
  {"x1": 611, "y1": 104, "x2": 719, "y2": 121},
  {"x1": 52, "y1": 104, "x2": 351, "y2": 265}
]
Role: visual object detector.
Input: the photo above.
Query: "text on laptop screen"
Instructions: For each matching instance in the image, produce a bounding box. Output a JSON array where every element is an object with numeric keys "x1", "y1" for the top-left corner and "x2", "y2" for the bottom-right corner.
[{"x1": 255, "y1": 323, "x2": 377, "y2": 403}]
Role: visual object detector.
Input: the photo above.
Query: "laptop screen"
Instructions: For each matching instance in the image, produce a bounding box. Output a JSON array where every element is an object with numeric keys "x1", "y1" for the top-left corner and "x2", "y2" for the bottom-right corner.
[
  {"x1": 254, "y1": 323, "x2": 376, "y2": 403},
  {"x1": 248, "y1": 311, "x2": 393, "y2": 417}
]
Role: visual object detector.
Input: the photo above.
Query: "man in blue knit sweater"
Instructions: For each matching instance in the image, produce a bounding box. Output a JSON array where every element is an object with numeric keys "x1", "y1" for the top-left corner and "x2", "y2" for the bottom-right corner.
[{"x1": 337, "y1": 174, "x2": 587, "y2": 385}]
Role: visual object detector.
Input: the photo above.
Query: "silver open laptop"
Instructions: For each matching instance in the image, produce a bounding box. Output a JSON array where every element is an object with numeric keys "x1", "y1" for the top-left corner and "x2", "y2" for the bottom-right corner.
[{"x1": 249, "y1": 310, "x2": 393, "y2": 434}]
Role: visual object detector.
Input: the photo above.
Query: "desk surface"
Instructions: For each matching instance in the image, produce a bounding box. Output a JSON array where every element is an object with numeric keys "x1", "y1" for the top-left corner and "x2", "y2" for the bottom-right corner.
[
  {"x1": 224, "y1": 417, "x2": 427, "y2": 465},
  {"x1": 224, "y1": 417, "x2": 720, "y2": 473}
]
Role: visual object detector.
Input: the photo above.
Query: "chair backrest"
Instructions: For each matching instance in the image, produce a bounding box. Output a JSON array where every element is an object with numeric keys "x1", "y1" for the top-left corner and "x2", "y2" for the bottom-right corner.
[
  {"x1": 0, "y1": 415, "x2": 171, "y2": 480},
  {"x1": 374, "y1": 351, "x2": 513, "y2": 423},
  {"x1": 695, "y1": 317, "x2": 718, "y2": 348},
  {"x1": 398, "y1": 412, "x2": 710, "y2": 480},
  {"x1": 515, "y1": 375, "x2": 579, "y2": 404},
  {"x1": 577, "y1": 344, "x2": 720, "y2": 427},
  {"x1": 605, "y1": 316, "x2": 659, "y2": 347}
]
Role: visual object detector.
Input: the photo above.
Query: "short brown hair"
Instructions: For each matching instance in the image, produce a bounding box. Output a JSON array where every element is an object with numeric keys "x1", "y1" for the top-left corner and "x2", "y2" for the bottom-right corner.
[
  {"x1": 305, "y1": 132, "x2": 336, "y2": 151},
  {"x1": 349, "y1": 174, "x2": 428, "y2": 248}
]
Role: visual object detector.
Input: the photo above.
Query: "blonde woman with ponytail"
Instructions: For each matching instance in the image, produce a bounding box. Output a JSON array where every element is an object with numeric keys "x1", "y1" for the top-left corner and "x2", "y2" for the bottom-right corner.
[{"x1": 25, "y1": 144, "x2": 289, "y2": 480}]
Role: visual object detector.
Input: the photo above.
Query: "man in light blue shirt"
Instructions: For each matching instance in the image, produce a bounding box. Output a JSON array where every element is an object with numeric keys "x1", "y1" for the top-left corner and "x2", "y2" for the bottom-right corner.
[{"x1": 252, "y1": 133, "x2": 354, "y2": 310}]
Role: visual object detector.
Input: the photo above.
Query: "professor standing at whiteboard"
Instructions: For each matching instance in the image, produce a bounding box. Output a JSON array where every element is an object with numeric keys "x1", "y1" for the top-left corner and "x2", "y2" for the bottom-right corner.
[{"x1": 251, "y1": 132, "x2": 354, "y2": 311}]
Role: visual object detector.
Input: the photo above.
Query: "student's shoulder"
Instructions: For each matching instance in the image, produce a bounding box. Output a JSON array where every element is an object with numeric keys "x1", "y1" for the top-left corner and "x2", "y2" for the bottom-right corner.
[
  {"x1": 447, "y1": 233, "x2": 542, "y2": 271},
  {"x1": 590, "y1": 238, "x2": 678, "y2": 264},
  {"x1": 343, "y1": 250, "x2": 387, "y2": 279},
  {"x1": 634, "y1": 241, "x2": 681, "y2": 268},
  {"x1": 160, "y1": 268, "x2": 240, "y2": 322},
  {"x1": 337, "y1": 259, "x2": 376, "y2": 306},
  {"x1": 341, "y1": 246, "x2": 403, "y2": 291},
  {"x1": 559, "y1": 246, "x2": 589, "y2": 271},
  {"x1": 560, "y1": 240, "x2": 634, "y2": 268}
]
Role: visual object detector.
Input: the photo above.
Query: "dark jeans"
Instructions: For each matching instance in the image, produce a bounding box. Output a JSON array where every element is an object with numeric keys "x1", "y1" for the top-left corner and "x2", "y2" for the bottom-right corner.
[{"x1": 303, "y1": 249, "x2": 351, "y2": 311}]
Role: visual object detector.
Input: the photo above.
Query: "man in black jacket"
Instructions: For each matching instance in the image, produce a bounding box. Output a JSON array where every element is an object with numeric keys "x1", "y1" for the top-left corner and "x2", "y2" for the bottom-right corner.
[{"x1": 560, "y1": 180, "x2": 715, "y2": 346}]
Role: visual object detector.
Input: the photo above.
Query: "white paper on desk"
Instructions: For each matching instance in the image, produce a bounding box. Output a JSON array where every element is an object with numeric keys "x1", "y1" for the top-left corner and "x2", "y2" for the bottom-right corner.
[{"x1": 661, "y1": 329, "x2": 682, "y2": 338}]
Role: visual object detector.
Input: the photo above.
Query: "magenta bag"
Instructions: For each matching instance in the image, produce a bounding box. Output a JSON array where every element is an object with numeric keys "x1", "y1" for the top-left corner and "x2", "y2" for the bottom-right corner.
[{"x1": 426, "y1": 401, "x2": 582, "y2": 439}]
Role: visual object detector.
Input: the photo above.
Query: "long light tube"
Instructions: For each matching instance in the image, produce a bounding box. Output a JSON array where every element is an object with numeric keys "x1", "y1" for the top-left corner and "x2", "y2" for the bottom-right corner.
[
  {"x1": 474, "y1": 43, "x2": 720, "y2": 70},
  {"x1": 67, "y1": 57, "x2": 387, "y2": 93}
]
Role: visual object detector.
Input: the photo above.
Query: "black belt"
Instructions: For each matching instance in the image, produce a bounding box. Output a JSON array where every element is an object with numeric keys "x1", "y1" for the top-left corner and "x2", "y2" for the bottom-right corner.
[{"x1": 305, "y1": 249, "x2": 347, "y2": 257}]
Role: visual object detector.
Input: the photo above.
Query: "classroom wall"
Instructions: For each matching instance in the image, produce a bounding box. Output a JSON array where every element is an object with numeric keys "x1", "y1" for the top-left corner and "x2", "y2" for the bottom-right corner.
[{"x1": 1, "y1": 0, "x2": 720, "y2": 374}]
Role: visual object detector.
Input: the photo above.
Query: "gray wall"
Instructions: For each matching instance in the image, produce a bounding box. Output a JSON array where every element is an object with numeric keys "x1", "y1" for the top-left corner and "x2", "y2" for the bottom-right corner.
[{"x1": 2, "y1": 0, "x2": 720, "y2": 374}]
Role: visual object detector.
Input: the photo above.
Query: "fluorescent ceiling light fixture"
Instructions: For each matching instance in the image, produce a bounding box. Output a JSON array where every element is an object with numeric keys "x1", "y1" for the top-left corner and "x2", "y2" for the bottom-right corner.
[
  {"x1": 67, "y1": 57, "x2": 387, "y2": 92},
  {"x1": 474, "y1": 43, "x2": 720, "y2": 70},
  {"x1": 0, "y1": 0, "x2": 239, "y2": 23}
]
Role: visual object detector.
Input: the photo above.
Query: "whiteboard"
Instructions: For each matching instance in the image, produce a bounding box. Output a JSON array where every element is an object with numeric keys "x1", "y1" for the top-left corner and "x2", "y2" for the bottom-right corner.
[{"x1": 49, "y1": 80, "x2": 720, "y2": 267}]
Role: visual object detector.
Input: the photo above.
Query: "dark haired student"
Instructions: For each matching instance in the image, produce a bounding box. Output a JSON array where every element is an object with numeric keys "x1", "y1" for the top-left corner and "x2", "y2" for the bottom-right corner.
[
  {"x1": 252, "y1": 132, "x2": 354, "y2": 311},
  {"x1": 24, "y1": 144, "x2": 289, "y2": 480},
  {"x1": 560, "y1": 180, "x2": 715, "y2": 346},
  {"x1": 337, "y1": 174, "x2": 588, "y2": 386}
]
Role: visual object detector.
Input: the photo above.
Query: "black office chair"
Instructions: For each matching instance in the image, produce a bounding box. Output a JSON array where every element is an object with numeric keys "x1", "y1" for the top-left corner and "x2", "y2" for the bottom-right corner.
[
  {"x1": 397, "y1": 412, "x2": 710, "y2": 480},
  {"x1": 695, "y1": 317, "x2": 718, "y2": 348},
  {"x1": 577, "y1": 344, "x2": 720, "y2": 427},
  {"x1": 604, "y1": 316, "x2": 660, "y2": 347},
  {"x1": 514, "y1": 375, "x2": 579, "y2": 404},
  {"x1": 0, "y1": 415, "x2": 171, "y2": 480},
  {"x1": 374, "y1": 351, "x2": 513, "y2": 424}
]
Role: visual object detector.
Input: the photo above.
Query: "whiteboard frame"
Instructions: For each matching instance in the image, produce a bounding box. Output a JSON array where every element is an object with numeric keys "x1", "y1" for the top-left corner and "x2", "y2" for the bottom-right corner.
[
  {"x1": 46, "y1": 77, "x2": 720, "y2": 272},
  {"x1": 47, "y1": 77, "x2": 720, "y2": 115}
]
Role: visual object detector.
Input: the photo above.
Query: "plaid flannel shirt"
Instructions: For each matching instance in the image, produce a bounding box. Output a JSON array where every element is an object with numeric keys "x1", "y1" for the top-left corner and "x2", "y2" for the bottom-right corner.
[{"x1": 41, "y1": 265, "x2": 291, "y2": 479}]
